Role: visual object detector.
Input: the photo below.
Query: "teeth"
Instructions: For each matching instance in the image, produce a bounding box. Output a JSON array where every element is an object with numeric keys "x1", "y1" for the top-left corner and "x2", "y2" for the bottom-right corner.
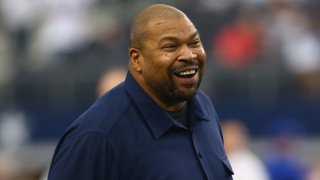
[{"x1": 179, "y1": 70, "x2": 196, "y2": 76}]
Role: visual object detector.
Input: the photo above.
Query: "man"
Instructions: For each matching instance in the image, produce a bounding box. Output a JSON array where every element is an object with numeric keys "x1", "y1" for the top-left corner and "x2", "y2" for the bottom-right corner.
[{"x1": 48, "y1": 4, "x2": 233, "y2": 180}]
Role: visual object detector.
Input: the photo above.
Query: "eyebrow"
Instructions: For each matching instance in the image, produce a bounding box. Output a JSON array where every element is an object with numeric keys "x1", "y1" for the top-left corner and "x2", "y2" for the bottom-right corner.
[{"x1": 159, "y1": 30, "x2": 199, "y2": 43}]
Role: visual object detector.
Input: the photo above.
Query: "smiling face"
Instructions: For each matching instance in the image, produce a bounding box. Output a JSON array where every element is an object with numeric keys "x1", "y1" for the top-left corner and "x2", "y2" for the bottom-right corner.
[{"x1": 129, "y1": 6, "x2": 206, "y2": 111}]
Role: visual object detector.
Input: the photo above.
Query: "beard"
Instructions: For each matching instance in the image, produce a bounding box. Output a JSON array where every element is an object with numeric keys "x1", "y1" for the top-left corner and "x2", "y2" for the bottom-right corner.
[
  {"x1": 162, "y1": 60, "x2": 203, "y2": 104},
  {"x1": 169, "y1": 72, "x2": 202, "y2": 102},
  {"x1": 144, "y1": 59, "x2": 203, "y2": 106}
]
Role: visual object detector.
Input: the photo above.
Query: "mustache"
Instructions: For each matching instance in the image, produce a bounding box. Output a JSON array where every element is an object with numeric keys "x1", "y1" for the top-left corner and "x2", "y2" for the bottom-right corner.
[{"x1": 170, "y1": 59, "x2": 199, "y2": 72}]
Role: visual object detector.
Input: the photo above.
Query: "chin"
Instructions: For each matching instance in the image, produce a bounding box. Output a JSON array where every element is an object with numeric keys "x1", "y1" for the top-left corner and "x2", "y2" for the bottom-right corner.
[{"x1": 173, "y1": 89, "x2": 198, "y2": 102}]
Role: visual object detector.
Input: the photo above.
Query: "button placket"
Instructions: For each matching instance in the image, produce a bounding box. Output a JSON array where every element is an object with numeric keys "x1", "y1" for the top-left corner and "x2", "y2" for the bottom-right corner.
[{"x1": 191, "y1": 131, "x2": 213, "y2": 180}]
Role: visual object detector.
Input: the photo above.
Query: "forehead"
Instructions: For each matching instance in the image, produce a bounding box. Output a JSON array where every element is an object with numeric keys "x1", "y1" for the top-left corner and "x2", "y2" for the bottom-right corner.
[{"x1": 147, "y1": 17, "x2": 198, "y2": 40}]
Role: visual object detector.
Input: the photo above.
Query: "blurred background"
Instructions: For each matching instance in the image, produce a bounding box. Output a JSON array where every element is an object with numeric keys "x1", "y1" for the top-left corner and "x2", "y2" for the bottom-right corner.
[{"x1": 0, "y1": 0, "x2": 319, "y2": 179}]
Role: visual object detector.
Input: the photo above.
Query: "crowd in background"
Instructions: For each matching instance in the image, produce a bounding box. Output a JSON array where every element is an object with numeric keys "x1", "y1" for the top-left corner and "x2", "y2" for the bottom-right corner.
[{"x1": 0, "y1": 0, "x2": 319, "y2": 179}]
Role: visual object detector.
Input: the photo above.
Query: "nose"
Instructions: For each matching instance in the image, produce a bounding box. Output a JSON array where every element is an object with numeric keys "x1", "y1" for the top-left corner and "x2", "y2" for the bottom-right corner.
[{"x1": 177, "y1": 44, "x2": 197, "y2": 61}]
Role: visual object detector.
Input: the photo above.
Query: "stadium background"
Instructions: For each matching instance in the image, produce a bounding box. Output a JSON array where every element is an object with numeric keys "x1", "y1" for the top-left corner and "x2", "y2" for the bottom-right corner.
[{"x1": 0, "y1": 0, "x2": 319, "y2": 179}]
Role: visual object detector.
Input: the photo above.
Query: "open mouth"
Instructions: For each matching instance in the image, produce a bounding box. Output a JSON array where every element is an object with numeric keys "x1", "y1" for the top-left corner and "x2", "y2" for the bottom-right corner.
[{"x1": 174, "y1": 69, "x2": 197, "y2": 78}]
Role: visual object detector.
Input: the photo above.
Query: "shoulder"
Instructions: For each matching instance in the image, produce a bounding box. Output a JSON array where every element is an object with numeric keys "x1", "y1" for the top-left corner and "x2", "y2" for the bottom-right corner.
[
  {"x1": 49, "y1": 83, "x2": 130, "y2": 179},
  {"x1": 60, "y1": 83, "x2": 131, "y2": 143}
]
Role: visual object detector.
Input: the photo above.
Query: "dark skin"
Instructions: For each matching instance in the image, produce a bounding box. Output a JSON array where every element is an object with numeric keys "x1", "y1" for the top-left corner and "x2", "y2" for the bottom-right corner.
[{"x1": 129, "y1": 5, "x2": 206, "y2": 112}]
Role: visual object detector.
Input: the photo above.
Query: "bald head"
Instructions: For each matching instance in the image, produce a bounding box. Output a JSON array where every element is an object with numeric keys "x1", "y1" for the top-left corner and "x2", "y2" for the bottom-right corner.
[{"x1": 130, "y1": 4, "x2": 188, "y2": 49}]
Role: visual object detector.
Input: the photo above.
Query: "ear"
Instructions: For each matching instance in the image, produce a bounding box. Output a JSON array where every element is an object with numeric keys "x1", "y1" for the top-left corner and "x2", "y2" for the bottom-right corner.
[{"x1": 129, "y1": 48, "x2": 142, "y2": 72}]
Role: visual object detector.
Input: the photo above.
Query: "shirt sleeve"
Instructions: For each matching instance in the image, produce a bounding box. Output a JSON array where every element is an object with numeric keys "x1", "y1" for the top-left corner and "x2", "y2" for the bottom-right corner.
[{"x1": 48, "y1": 132, "x2": 118, "y2": 180}]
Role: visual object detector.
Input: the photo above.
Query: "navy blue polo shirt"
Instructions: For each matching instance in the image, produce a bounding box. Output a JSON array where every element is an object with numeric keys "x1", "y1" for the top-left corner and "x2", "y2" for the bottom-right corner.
[{"x1": 48, "y1": 72, "x2": 234, "y2": 180}]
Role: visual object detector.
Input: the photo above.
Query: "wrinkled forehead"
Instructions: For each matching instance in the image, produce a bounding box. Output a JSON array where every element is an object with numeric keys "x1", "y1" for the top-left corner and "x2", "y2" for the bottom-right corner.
[
  {"x1": 148, "y1": 15, "x2": 192, "y2": 27},
  {"x1": 146, "y1": 16, "x2": 197, "y2": 37}
]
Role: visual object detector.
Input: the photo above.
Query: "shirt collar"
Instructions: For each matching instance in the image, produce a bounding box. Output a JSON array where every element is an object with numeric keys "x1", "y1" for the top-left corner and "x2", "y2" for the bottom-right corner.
[
  {"x1": 124, "y1": 72, "x2": 209, "y2": 139},
  {"x1": 188, "y1": 95, "x2": 210, "y2": 122}
]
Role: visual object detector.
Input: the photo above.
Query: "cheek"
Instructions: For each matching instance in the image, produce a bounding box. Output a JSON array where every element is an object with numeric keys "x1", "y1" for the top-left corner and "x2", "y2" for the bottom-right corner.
[
  {"x1": 198, "y1": 48, "x2": 206, "y2": 62},
  {"x1": 143, "y1": 57, "x2": 170, "y2": 79},
  {"x1": 195, "y1": 51, "x2": 206, "y2": 72},
  {"x1": 142, "y1": 52, "x2": 176, "y2": 75},
  {"x1": 153, "y1": 54, "x2": 175, "y2": 70},
  {"x1": 164, "y1": 52, "x2": 172, "y2": 59}
]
